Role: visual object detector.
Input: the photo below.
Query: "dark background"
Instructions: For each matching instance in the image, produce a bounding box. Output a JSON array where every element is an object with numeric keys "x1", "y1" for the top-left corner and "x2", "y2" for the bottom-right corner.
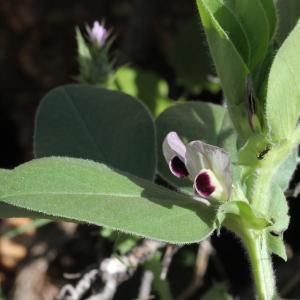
[
  {"x1": 1, "y1": 0, "x2": 300, "y2": 299},
  {"x1": 0, "y1": 0, "x2": 199, "y2": 168}
]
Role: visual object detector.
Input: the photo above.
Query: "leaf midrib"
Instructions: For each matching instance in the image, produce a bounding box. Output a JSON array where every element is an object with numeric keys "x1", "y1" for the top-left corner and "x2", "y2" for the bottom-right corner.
[
  {"x1": 2, "y1": 191, "x2": 154, "y2": 199},
  {"x1": 62, "y1": 87, "x2": 107, "y2": 162},
  {"x1": 1, "y1": 192, "x2": 194, "y2": 205}
]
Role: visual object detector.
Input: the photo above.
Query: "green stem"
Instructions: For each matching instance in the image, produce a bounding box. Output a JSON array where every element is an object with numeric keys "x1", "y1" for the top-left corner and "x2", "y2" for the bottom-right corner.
[
  {"x1": 242, "y1": 229, "x2": 277, "y2": 300},
  {"x1": 251, "y1": 142, "x2": 292, "y2": 213}
]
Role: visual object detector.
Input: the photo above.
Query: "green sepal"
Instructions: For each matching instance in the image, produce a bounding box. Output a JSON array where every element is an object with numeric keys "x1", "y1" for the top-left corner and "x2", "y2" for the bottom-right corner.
[
  {"x1": 272, "y1": 148, "x2": 297, "y2": 191},
  {"x1": 267, "y1": 233, "x2": 287, "y2": 261},
  {"x1": 76, "y1": 28, "x2": 112, "y2": 86},
  {"x1": 218, "y1": 201, "x2": 271, "y2": 231},
  {"x1": 268, "y1": 185, "x2": 290, "y2": 234}
]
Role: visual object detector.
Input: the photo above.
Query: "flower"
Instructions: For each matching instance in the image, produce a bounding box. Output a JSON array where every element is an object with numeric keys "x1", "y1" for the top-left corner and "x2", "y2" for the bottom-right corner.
[
  {"x1": 163, "y1": 132, "x2": 232, "y2": 201},
  {"x1": 87, "y1": 21, "x2": 108, "y2": 48}
]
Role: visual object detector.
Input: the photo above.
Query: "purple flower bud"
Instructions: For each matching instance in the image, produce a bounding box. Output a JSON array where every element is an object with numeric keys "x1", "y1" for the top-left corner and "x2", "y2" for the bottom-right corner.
[
  {"x1": 87, "y1": 21, "x2": 108, "y2": 47},
  {"x1": 162, "y1": 132, "x2": 189, "y2": 178}
]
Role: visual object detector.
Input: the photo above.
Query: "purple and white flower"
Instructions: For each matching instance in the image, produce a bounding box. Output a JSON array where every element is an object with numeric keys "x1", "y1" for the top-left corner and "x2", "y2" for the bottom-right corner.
[
  {"x1": 163, "y1": 132, "x2": 232, "y2": 201},
  {"x1": 87, "y1": 21, "x2": 108, "y2": 48}
]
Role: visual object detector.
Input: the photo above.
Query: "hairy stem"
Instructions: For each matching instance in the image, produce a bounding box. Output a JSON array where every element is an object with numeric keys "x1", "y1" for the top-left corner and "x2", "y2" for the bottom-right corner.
[
  {"x1": 242, "y1": 229, "x2": 277, "y2": 300},
  {"x1": 251, "y1": 142, "x2": 292, "y2": 214}
]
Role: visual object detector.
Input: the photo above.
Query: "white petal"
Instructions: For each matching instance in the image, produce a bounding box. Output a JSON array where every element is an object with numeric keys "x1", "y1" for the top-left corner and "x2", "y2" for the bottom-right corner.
[
  {"x1": 186, "y1": 140, "x2": 232, "y2": 198},
  {"x1": 162, "y1": 132, "x2": 186, "y2": 163}
]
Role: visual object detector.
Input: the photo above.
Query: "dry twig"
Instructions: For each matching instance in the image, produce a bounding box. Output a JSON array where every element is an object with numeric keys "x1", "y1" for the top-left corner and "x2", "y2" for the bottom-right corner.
[
  {"x1": 138, "y1": 270, "x2": 154, "y2": 299},
  {"x1": 160, "y1": 245, "x2": 181, "y2": 280},
  {"x1": 57, "y1": 240, "x2": 164, "y2": 300},
  {"x1": 175, "y1": 240, "x2": 214, "y2": 300}
]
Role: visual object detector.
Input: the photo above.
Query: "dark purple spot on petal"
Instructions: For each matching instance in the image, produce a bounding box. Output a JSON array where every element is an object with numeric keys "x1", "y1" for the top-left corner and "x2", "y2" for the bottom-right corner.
[
  {"x1": 170, "y1": 156, "x2": 189, "y2": 178},
  {"x1": 194, "y1": 172, "x2": 215, "y2": 197}
]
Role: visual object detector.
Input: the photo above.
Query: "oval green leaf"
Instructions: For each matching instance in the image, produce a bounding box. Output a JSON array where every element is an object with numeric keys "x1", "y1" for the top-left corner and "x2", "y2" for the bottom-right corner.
[
  {"x1": 222, "y1": 0, "x2": 270, "y2": 70},
  {"x1": 196, "y1": 0, "x2": 251, "y2": 138},
  {"x1": 266, "y1": 21, "x2": 300, "y2": 141},
  {"x1": 0, "y1": 157, "x2": 217, "y2": 244},
  {"x1": 34, "y1": 84, "x2": 156, "y2": 180}
]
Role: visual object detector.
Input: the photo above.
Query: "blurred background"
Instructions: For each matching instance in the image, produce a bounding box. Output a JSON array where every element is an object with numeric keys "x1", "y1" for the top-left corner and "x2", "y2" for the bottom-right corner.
[{"x1": 1, "y1": 1, "x2": 300, "y2": 299}]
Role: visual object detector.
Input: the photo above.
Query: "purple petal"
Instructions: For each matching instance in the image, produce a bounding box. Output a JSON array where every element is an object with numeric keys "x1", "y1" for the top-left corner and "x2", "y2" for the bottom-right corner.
[
  {"x1": 169, "y1": 156, "x2": 189, "y2": 178},
  {"x1": 87, "y1": 21, "x2": 108, "y2": 47},
  {"x1": 194, "y1": 171, "x2": 216, "y2": 197},
  {"x1": 163, "y1": 132, "x2": 189, "y2": 178}
]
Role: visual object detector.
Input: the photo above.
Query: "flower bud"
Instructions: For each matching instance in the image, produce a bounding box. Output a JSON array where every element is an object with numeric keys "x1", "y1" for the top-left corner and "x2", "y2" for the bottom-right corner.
[{"x1": 87, "y1": 21, "x2": 108, "y2": 48}]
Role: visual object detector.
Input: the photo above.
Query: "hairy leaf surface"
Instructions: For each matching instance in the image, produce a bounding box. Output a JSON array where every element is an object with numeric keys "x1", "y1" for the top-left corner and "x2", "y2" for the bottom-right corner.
[
  {"x1": 0, "y1": 157, "x2": 217, "y2": 244},
  {"x1": 266, "y1": 21, "x2": 300, "y2": 140}
]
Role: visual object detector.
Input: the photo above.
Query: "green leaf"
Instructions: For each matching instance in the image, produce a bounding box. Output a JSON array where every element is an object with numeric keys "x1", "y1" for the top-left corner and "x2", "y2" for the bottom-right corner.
[
  {"x1": 196, "y1": 0, "x2": 251, "y2": 138},
  {"x1": 276, "y1": 0, "x2": 300, "y2": 45},
  {"x1": 167, "y1": 18, "x2": 212, "y2": 93},
  {"x1": 198, "y1": 0, "x2": 251, "y2": 63},
  {"x1": 266, "y1": 21, "x2": 300, "y2": 141},
  {"x1": 110, "y1": 67, "x2": 173, "y2": 117},
  {"x1": 267, "y1": 233, "x2": 287, "y2": 261},
  {"x1": 0, "y1": 169, "x2": 49, "y2": 218},
  {"x1": 201, "y1": 283, "x2": 233, "y2": 300},
  {"x1": 222, "y1": 0, "x2": 270, "y2": 70},
  {"x1": 260, "y1": 0, "x2": 278, "y2": 39},
  {"x1": 34, "y1": 84, "x2": 156, "y2": 180},
  {"x1": 220, "y1": 201, "x2": 271, "y2": 230},
  {"x1": 76, "y1": 27, "x2": 91, "y2": 62},
  {"x1": 273, "y1": 148, "x2": 297, "y2": 191},
  {"x1": 252, "y1": 45, "x2": 276, "y2": 121},
  {"x1": 0, "y1": 168, "x2": 10, "y2": 183},
  {"x1": 0, "y1": 157, "x2": 217, "y2": 244},
  {"x1": 238, "y1": 134, "x2": 269, "y2": 166},
  {"x1": 0, "y1": 202, "x2": 45, "y2": 219},
  {"x1": 156, "y1": 102, "x2": 237, "y2": 191},
  {"x1": 268, "y1": 185, "x2": 289, "y2": 233}
]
